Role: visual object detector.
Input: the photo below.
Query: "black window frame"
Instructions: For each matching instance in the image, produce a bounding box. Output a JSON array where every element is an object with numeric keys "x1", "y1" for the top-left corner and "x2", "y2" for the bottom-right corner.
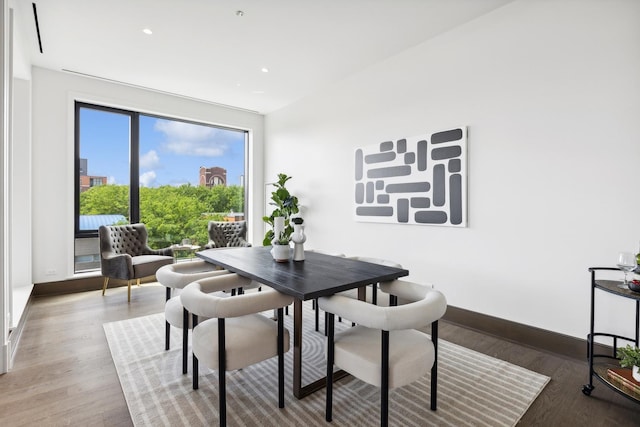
[{"x1": 74, "y1": 101, "x2": 249, "y2": 239}]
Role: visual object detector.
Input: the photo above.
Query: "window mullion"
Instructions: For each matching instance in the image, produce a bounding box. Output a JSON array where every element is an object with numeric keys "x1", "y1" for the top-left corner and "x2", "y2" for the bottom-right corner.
[{"x1": 130, "y1": 112, "x2": 140, "y2": 223}]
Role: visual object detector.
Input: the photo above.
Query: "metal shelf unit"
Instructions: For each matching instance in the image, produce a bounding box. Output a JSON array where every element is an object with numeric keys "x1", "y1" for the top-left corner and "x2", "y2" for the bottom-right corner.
[{"x1": 582, "y1": 267, "x2": 640, "y2": 403}]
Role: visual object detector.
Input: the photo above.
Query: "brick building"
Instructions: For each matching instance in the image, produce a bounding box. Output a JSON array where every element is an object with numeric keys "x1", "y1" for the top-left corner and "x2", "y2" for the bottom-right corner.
[
  {"x1": 199, "y1": 166, "x2": 227, "y2": 188},
  {"x1": 79, "y1": 158, "x2": 108, "y2": 192}
]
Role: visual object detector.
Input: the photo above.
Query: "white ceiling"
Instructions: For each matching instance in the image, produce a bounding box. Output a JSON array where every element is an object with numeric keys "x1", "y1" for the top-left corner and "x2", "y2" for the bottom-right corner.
[{"x1": 12, "y1": 0, "x2": 513, "y2": 114}]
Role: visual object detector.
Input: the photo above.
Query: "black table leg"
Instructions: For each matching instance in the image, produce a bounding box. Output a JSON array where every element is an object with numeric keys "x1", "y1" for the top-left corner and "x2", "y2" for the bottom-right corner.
[{"x1": 292, "y1": 298, "x2": 349, "y2": 399}]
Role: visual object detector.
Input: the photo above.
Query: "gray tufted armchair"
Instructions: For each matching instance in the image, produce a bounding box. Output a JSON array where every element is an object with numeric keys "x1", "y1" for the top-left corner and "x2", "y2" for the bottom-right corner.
[
  {"x1": 99, "y1": 223, "x2": 174, "y2": 302},
  {"x1": 204, "y1": 220, "x2": 251, "y2": 249}
]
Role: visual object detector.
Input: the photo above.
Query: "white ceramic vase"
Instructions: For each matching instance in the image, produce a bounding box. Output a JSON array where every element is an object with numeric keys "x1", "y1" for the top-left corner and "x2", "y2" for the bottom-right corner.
[
  {"x1": 271, "y1": 244, "x2": 290, "y2": 262},
  {"x1": 633, "y1": 365, "x2": 640, "y2": 382},
  {"x1": 292, "y1": 224, "x2": 306, "y2": 261},
  {"x1": 273, "y1": 216, "x2": 285, "y2": 242}
]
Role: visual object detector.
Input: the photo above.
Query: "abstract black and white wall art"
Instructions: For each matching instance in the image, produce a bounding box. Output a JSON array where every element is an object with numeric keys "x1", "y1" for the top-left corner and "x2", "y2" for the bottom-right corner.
[{"x1": 354, "y1": 127, "x2": 467, "y2": 227}]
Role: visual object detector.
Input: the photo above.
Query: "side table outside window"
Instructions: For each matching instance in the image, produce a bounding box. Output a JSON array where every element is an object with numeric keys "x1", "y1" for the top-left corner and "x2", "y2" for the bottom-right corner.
[{"x1": 171, "y1": 244, "x2": 201, "y2": 262}]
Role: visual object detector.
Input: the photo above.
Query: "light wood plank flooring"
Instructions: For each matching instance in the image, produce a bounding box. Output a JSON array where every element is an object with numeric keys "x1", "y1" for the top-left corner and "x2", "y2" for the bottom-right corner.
[{"x1": 1, "y1": 283, "x2": 639, "y2": 426}]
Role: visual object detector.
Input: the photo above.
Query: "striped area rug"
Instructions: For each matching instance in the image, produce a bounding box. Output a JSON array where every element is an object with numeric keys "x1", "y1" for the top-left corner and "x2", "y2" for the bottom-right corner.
[{"x1": 104, "y1": 303, "x2": 549, "y2": 426}]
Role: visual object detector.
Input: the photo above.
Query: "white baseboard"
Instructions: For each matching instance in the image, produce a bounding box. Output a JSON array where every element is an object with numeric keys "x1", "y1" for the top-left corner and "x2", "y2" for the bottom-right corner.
[
  {"x1": 1, "y1": 341, "x2": 9, "y2": 373},
  {"x1": 6, "y1": 290, "x2": 31, "y2": 371}
]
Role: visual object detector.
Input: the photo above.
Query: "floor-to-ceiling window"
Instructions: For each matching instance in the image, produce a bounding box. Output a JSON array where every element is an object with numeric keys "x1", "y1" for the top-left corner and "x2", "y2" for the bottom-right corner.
[{"x1": 74, "y1": 102, "x2": 247, "y2": 272}]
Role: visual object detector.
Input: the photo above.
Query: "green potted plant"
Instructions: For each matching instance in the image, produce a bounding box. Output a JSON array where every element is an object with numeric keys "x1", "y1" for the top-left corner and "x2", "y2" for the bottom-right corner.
[
  {"x1": 617, "y1": 344, "x2": 640, "y2": 382},
  {"x1": 272, "y1": 230, "x2": 291, "y2": 245},
  {"x1": 262, "y1": 173, "x2": 299, "y2": 246}
]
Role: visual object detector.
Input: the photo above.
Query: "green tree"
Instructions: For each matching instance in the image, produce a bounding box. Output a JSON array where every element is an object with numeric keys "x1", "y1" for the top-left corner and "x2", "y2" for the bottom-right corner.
[
  {"x1": 140, "y1": 185, "x2": 212, "y2": 247},
  {"x1": 227, "y1": 185, "x2": 245, "y2": 213},
  {"x1": 80, "y1": 183, "x2": 245, "y2": 249},
  {"x1": 80, "y1": 184, "x2": 129, "y2": 217}
]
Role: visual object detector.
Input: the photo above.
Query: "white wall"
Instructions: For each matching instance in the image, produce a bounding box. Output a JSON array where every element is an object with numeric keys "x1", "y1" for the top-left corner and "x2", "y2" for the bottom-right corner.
[
  {"x1": 264, "y1": 0, "x2": 640, "y2": 340},
  {"x1": 30, "y1": 67, "x2": 265, "y2": 284},
  {"x1": 11, "y1": 77, "x2": 32, "y2": 328},
  {"x1": 1, "y1": 0, "x2": 10, "y2": 373},
  {"x1": 7, "y1": 0, "x2": 33, "y2": 329}
]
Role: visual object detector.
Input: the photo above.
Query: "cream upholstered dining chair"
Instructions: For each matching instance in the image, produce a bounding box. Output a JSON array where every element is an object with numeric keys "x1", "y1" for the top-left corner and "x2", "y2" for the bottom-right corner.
[
  {"x1": 318, "y1": 279, "x2": 447, "y2": 427},
  {"x1": 313, "y1": 255, "x2": 401, "y2": 333},
  {"x1": 204, "y1": 220, "x2": 251, "y2": 248},
  {"x1": 99, "y1": 223, "x2": 174, "y2": 302},
  {"x1": 156, "y1": 261, "x2": 231, "y2": 374},
  {"x1": 180, "y1": 273, "x2": 293, "y2": 427}
]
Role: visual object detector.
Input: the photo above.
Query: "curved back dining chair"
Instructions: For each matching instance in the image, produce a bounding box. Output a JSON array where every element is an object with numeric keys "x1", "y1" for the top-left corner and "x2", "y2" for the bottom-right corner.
[
  {"x1": 156, "y1": 260, "x2": 231, "y2": 374},
  {"x1": 312, "y1": 255, "x2": 402, "y2": 334},
  {"x1": 181, "y1": 273, "x2": 294, "y2": 426},
  {"x1": 318, "y1": 279, "x2": 447, "y2": 426}
]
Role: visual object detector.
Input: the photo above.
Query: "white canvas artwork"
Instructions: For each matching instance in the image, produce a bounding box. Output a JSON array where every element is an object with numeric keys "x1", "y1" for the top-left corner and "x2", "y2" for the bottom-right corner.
[{"x1": 354, "y1": 127, "x2": 467, "y2": 227}]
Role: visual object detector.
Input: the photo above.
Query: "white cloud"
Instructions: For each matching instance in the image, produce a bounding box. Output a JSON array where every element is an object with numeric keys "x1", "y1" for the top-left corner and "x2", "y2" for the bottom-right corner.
[
  {"x1": 108, "y1": 176, "x2": 117, "y2": 184},
  {"x1": 155, "y1": 120, "x2": 215, "y2": 140},
  {"x1": 140, "y1": 171, "x2": 157, "y2": 187},
  {"x1": 154, "y1": 119, "x2": 230, "y2": 157},
  {"x1": 165, "y1": 141, "x2": 226, "y2": 157},
  {"x1": 140, "y1": 150, "x2": 160, "y2": 170}
]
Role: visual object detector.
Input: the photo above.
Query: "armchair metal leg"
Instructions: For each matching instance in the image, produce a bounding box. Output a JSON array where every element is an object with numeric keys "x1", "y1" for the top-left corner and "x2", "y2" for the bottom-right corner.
[
  {"x1": 381, "y1": 330, "x2": 390, "y2": 427},
  {"x1": 277, "y1": 307, "x2": 285, "y2": 408},
  {"x1": 102, "y1": 277, "x2": 109, "y2": 295},
  {"x1": 218, "y1": 318, "x2": 227, "y2": 427},
  {"x1": 124, "y1": 279, "x2": 142, "y2": 301},
  {"x1": 390, "y1": 295, "x2": 398, "y2": 306},
  {"x1": 165, "y1": 321, "x2": 170, "y2": 351},
  {"x1": 193, "y1": 313, "x2": 199, "y2": 390},
  {"x1": 326, "y1": 312, "x2": 335, "y2": 422},
  {"x1": 431, "y1": 321, "x2": 438, "y2": 411},
  {"x1": 183, "y1": 308, "x2": 190, "y2": 374},
  {"x1": 165, "y1": 287, "x2": 171, "y2": 351},
  {"x1": 193, "y1": 354, "x2": 199, "y2": 390},
  {"x1": 324, "y1": 311, "x2": 328, "y2": 337}
]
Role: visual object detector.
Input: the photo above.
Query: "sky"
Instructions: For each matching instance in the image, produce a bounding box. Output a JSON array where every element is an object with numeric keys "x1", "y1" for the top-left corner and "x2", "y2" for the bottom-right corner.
[{"x1": 79, "y1": 107, "x2": 246, "y2": 187}]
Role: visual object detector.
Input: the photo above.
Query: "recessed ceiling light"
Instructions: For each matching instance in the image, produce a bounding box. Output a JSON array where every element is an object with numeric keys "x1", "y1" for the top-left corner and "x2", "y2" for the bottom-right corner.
[
  {"x1": 142, "y1": 28, "x2": 153, "y2": 35},
  {"x1": 261, "y1": 67, "x2": 269, "y2": 73},
  {"x1": 236, "y1": 10, "x2": 244, "y2": 17}
]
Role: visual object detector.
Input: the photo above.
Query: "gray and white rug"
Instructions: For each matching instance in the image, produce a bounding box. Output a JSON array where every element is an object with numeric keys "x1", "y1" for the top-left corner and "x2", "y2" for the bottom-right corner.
[{"x1": 104, "y1": 304, "x2": 549, "y2": 426}]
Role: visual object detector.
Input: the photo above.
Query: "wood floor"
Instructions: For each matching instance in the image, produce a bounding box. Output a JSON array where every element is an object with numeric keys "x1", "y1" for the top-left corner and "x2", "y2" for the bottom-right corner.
[{"x1": 1, "y1": 283, "x2": 639, "y2": 426}]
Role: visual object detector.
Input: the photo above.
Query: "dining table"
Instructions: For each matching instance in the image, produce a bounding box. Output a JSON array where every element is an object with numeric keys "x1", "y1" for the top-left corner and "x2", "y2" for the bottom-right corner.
[{"x1": 196, "y1": 245, "x2": 409, "y2": 399}]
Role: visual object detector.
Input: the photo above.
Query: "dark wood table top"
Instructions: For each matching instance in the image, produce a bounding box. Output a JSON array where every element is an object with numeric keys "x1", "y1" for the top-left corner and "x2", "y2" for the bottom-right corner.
[{"x1": 196, "y1": 246, "x2": 409, "y2": 300}]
